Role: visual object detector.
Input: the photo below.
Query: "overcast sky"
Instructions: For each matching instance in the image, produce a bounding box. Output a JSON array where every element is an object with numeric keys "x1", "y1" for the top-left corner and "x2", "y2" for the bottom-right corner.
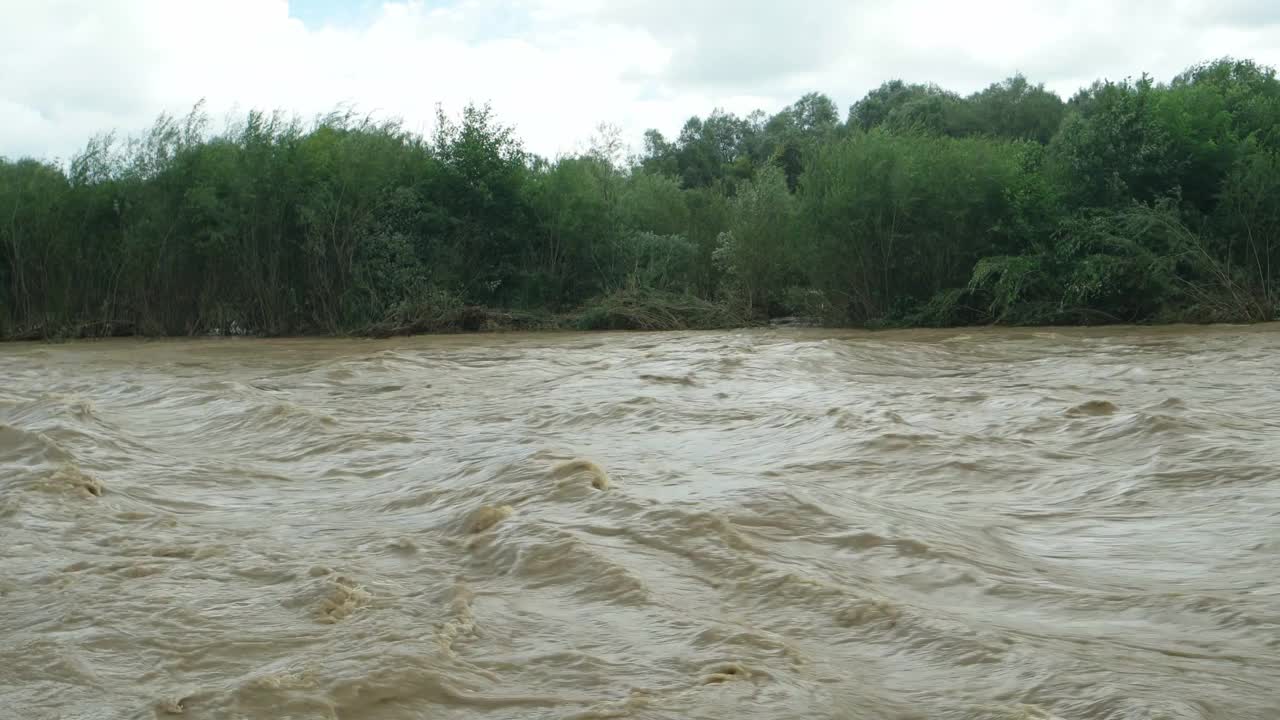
[{"x1": 4, "y1": 0, "x2": 1280, "y2": 163}]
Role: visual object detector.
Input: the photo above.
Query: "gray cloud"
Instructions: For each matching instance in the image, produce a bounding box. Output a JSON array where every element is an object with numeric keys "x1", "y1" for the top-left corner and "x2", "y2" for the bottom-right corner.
[
  {"x1": 590, "y1": 0, "x2": 852, "y2": 89},
  {"x1": 587, "y1": 0, "x2": 1280, "y2": 105},
  {"x1": 3, "y1": 0, "x2": 1279, "y2": 163},
  {"x1": 1198, "y1": 0, "x2": 1280, "y2": 27}
]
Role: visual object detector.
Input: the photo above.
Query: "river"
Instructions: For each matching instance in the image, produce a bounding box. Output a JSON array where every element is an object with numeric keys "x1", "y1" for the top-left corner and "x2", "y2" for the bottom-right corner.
[{"x1": 2, "y1": 326, "x2": 1278, "y2": 719}]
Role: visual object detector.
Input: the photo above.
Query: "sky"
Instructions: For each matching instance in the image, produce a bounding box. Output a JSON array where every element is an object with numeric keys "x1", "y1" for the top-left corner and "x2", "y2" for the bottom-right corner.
[{"x1": 3, "y1": 0, "x2": 1280, "y2": 163}]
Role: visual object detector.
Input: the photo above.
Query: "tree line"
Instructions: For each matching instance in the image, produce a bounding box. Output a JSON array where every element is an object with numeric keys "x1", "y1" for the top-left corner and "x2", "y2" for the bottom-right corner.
[{"x1": 3, "y1": 57, "x2": 1279, "y2": 339}]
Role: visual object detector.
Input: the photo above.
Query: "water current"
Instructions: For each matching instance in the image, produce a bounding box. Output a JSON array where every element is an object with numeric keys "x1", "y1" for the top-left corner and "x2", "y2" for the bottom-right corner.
[{"x1": 2, "y1": 326, "x2": 1278, "y2": 719}]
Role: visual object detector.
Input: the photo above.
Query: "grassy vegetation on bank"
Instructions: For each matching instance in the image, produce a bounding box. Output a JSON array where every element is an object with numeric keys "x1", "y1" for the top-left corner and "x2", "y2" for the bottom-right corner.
[{"x1": 3, "y1": 58, "x2": 1279, "y2": 340}]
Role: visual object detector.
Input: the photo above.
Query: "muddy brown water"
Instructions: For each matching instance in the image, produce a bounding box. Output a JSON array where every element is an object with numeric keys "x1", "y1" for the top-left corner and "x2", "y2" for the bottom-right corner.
[{"x1": 2, "y1": 326, "x2": 1279, "y2": 720}]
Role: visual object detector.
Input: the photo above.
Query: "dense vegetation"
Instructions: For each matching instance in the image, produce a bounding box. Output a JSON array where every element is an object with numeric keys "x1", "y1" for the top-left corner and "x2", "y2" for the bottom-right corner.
[{"x1": 3, "y1": 57, "x2": 1280, "y2": 339}]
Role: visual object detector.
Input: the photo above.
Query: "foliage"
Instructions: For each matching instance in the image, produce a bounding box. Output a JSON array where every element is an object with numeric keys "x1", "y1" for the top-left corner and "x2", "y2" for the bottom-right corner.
[
  {"x1": 575, "y1": 288, "x2": 748, "y2": 331},
  {"x1": 795, "y1": 130, "x2": 1024, "y2": 323},
  {"x1": 4, "y1": 57, "x2": 1280, "y2": 339},
  {"x1": 713, "y1": 165, "x2": 795, "y2": 313}
]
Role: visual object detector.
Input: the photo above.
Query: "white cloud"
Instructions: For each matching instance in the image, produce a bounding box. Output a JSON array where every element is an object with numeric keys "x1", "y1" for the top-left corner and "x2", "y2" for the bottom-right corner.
[{"x1": 2, "y1": 0, "x2": 1279, "y2": 163}]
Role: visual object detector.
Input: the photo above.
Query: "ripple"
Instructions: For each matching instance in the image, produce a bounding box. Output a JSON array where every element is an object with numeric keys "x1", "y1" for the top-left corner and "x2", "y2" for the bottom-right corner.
[{"x1": 3, "y1": 326, "x2": 1280, "y2": 719}]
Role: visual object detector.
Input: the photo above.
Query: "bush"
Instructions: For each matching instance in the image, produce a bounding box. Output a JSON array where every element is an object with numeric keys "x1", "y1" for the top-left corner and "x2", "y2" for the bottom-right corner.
[{"x1": 574, "y1": 289, "x2": 748, "y2": 331}]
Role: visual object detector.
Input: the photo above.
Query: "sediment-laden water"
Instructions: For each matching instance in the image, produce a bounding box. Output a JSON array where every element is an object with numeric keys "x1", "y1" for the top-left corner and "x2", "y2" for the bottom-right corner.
[{"x1": 2, "y1": 326, "x2": 1278, "y2": 720}]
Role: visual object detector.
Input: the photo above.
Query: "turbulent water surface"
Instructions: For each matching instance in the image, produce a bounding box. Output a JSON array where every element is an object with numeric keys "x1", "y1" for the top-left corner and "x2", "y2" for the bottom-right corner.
[{"x1": 2, "y1": 326, "x2": 1279, "y2": 720}]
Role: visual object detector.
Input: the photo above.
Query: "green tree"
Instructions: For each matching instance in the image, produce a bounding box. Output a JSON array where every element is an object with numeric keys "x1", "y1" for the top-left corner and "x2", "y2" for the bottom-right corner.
[
  {"x1": 714, "y1": 164, "x2": 795, "y2": 312},
  {"x1": 848, "y1": 81, "x2": 972, "y2": 137},
  {"x1": 967, "y1": 75, "x2": 1066, "y2": 143},
  {"x1": 1050, "y1": 76, "x2": 1180, "y2": 208}
]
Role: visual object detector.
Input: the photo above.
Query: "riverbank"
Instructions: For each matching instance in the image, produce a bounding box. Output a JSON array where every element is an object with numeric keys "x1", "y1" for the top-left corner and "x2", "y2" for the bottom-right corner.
[
  {"x1": 5, "y1": 303, "x2": 1263, "y2": 343},
  {"x1": 0, "y1": 289, "x2": 757, "y2": 341},
  {"x1": 5, "y1": 282, "x2": 1273, "y2": 343}
]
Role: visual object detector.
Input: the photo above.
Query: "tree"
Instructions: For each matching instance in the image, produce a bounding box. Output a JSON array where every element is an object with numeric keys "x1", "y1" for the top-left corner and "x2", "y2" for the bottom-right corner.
[
  {"x1": 967, "y1": 75, "x2": 1066, "y2": 143},
  {"x1": 763, "y1": 92, "x2": 840, "y2": 190},
  {"x1": 714, "y1": 165, "x2": 795, "y2": 312},
  {"x1": 1050, "y1": 76, "x2": 1180, "y2": 209},
  {"x1": 847, "y1": 81, "x2": 970, "y2": 136}
]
